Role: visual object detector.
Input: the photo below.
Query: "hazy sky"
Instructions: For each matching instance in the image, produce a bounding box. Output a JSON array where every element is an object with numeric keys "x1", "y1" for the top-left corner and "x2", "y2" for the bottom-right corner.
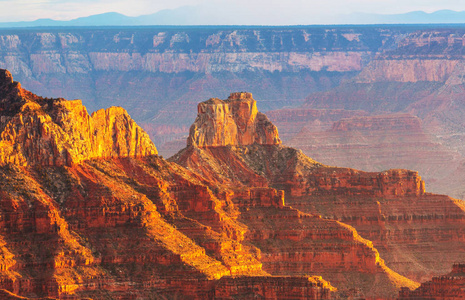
[{"x1": 1, "y1": 0, "x2": 465, "y2": 23}]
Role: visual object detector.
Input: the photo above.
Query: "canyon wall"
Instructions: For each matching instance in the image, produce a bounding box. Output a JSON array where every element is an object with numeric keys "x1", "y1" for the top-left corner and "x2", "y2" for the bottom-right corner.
[
  {"x1": 399, "y1": 263, "x2": 465, "y2": 299},
  {"x1": 172, "y1": 93, "x2": 465, "y2": 289},
  {"x1": 266, "y1": 29, "x2": 465, "y2": 199},
  {"x1": 0, "y1": 69, "x2": 157, "y2": 166},
  {"x1": 0, "y1": 26, "x2": 407, "y2": 155},
  {"x1": 0, "y1": 72, "x2": 344, "y2": 299}
]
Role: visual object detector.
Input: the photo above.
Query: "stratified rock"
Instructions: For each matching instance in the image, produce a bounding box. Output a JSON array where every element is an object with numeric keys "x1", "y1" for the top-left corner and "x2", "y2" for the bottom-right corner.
[
  {"x1": 215, "y1": 276, "x2": 336, "y2": 299},
  {"x1": 172, "y1": 94, "x2": 422, "y2": 298},
  {"x1": 282, "y1": 113, "x2": 460, "y2": 190},
  {"x1": 173, "y1": 92, "x2": 465, "y2": 292},
  {"x1": 399, "y1": 263, "x2": 465, "y2": 299},
  {"x1": 0, "y1": 72, "x2": 335, "y2": 300},
  {"x1": 0, "y1": 69, "x2": 157, "y2": 166},
  {"x1": 188, "y1": 92, "x2": 281, "y2": 147}
]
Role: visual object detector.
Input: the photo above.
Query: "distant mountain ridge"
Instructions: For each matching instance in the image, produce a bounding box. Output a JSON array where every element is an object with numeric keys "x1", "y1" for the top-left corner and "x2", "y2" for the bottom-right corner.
[
  {"x1": 2, "y1": 9, "x2": 465, "y2": 27},
  {"x1": 341, "y1": 9, "x2": 465, "y2": 24}
]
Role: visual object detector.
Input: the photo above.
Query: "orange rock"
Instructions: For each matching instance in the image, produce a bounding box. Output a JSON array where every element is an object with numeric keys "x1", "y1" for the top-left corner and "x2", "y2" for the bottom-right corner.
[
  {"x1": 0, "y1": 69, "x2": 157, "y2": 167},
  {"x1": 173, "y1": 95, "x2": 421, "y2": 298},
  {"x1": 188, "y1": 92, "x2": 281, "y2": 147},
  {"x1": 0, "y1": 76, "x2": 339, "y2": 299},
  {"x1": 173, "y1": 92, "x2": 465, "y2": 293}
]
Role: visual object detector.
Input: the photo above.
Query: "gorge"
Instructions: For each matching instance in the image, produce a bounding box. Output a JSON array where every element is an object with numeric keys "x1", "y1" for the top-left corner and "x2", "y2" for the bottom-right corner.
[
  {"x1": 3, "y1": 25, "x2": 465, "y2": 199},
  {"x1": 1, "y1": 71, "x2": 464, "y2": 298},
  {"x1": 1, "y1": 23, "x2": 465, "y2": 299}
]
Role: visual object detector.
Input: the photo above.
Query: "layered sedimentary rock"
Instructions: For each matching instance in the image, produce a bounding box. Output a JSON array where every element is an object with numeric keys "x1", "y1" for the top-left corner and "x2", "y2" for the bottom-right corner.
[
  {"x1": 172, "y1": 93, "x2": 422, "y2": 298},
  {"x1": 172, "y1": 93, "x2": 465, "y2": 289},
  {"x1": 188, "y1": 92, "x2": 281, "y2": 147},
  {"x1": 5, "y1": 26, "x2": 465, "y2": 201},
  {"x1": 0, "y1": 73, "x2": 338, "y2": 299},
  {"x1": 399, "y1": 263, "x2": 465, "y2": 299},
  {"x1": 356, "y1": 59, "x2": 459, "y2": 83},
  {"x1": 0, "y1": 69, "x2": 157, "y2": 166},
  {"x1": 281, "y1": 113, "x2": 460, "y2": 189},
  {"x1": 0, "y1": 26, "x2": 411, "y2": 156},
  {"x1": 215, "y1": 276, "x2": 336, "y2": 299}
]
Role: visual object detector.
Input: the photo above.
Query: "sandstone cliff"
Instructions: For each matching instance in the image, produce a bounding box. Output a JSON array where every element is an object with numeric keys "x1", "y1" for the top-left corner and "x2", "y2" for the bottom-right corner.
[
  {"x1": 0, "y1": 69, "x2": 157, "y2": 166},
  {"x1": 172, "y1": 93, "x2": 465, "y2": 290},
  {"x1": 0, "y1": 73, "x2": 338, "y2": 299},
  {"x1": 172, "y1": 93, "x2": 425, "y2": 298},
  {"x1": 188, "y1": 92, "x2": 281, "y2": 147},
  {"x1": 292, "y1": 29, "x2": 465, "y2": 199},
  {"x1": 0, "y1": 26, "x2": 405, "y2": 158}
]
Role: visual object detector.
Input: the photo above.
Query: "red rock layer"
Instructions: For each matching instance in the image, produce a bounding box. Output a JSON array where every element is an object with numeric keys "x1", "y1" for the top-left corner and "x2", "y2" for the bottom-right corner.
[
  {"x1": 188, "y1": 92, "x2": 281, "y2": 147},
  {"x1": 215, "y1": 275, "x2": 335, "y2": 299},
  {"x1": 173, "y1": 94, "x2": 465, "y2": 288},
  {"x1": 171, "y1": 144, "x2": 420, "y2": 298},
  {"x1": 356, "y1": 59, "x2": 459, "y2": 83},
  {"x1": 283, "y1": 113, "x2": 460, "y2": 190},
  {"x1": 399, "y1": 263, "x2": 465, "y2": 300},
  {"x1": 0, "y1": 69, "x2": 157, "y2": 167},
  {"x1": 221, "y1": 143, "x2": 465, "y2": 283},
  {"x1": 0, "y1": 155, "x2": 341, "y2": 300},
  {"x1": 0, "y1": 75, "x2": 336, "y2": 299}
]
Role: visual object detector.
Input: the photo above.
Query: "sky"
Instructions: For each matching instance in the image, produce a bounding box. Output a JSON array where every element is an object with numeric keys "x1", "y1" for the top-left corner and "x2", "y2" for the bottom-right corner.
[{"x1": 0, "y1": 0, "x2": 465, "y2": 23}]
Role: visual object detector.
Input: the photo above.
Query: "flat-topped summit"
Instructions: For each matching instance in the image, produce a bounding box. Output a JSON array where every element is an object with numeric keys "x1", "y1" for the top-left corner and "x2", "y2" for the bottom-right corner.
[
  {"x1": 0, "y1": 69, "x2": 157, "y2": 166},
  {"x1": 188, "y1": 92, "x2": 281, "y2": 147}
]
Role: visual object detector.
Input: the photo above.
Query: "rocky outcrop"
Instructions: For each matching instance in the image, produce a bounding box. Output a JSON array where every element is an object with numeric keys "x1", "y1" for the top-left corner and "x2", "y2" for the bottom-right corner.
[
  {"x1": 0, "y1": 69, "x2": 157, "y2": 166},
  {"x1": 0, "y1": 29, "x2": 388, "y2": 77},
  {"x1": 399, "y1": 263, "x2": 465, "y2": 299},
  {"x1": 0, "y1": 26, "x2": 405, "y2": 157},
  {"x1": 173, "y1": 93, "x2": 465, "y2": 288},
  {"x1": 188, "y1": 92, "x2": 281, "y2": 147},
  {"x1": 172, "y1": 94, "x2": 426, "y2": 298},
  {"x1": 0, "y1": 73, "x2": 341, "y2": 299}
]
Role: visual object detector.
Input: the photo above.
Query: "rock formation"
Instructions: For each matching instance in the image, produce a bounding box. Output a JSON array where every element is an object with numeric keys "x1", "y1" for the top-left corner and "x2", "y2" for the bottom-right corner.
[
  {"x1": 0, "y1": 69, "x2": 157, "y2": 166},
  {"x1": 0, "y1": 26, "x2": 406, "y2": 157},
  {"x1": 172, "y1": 92, "x2": 465, "y2": 291},
  {"x1": 5, "y1": 27, "x2": 465, "y2": 202},
  {"x1": 399, "y1": 263, "x2": 465, "y2": 299},
  {"x1": 0, "y1": 69, "x2": 463, "y2": 299},
  {"x1": 280, "y1": 113, "x2": 460, "y2": 190},
  {"x1": 0, "y1": 71, "x2": 339, "y2": 299},
  {"x1": 172, "y1": 93, "x2": 423, "y2": 298},
  {"x1": 188, "y1": 92, "x2": 281, "y2": 147}
]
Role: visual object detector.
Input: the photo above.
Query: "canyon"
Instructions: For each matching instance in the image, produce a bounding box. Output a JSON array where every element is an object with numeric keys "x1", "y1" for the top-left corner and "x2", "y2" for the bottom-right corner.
[
  {"x1": 0, "y1": 26, "x2": 410, "y2": 152},
  {"x1": 172, "y1": 93, "x2": 465, "y2": 285},
  {"x1": 0, "y1": 24, "x2": 465, "y2": 299},
  {"x1": 0, "y1": 70, "x2": 351, "y2": 299},
  {"x1": 2, "y1": 26, "x2": 465, "y2": 200},
  {"x1": 399, "y1": 263, "x2": 465, "y2": 299},
  {"x1": 4, "y1": 70, "x2": 462, "y2": 299}
]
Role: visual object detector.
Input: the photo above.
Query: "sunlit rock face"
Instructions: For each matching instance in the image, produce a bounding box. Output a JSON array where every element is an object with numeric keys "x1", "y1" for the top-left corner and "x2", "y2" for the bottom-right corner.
[
  {"x1": 0, "y1": 69, "x2": 157, "y2": 166},
  {"x1": 172, "y1": 93, "x2": 429, "y2": 299},
  {"x1": 173, "y1": 92, "x2": 465, "y2": 291},
  {"x1": 188, "y1": 92, "x2": 281, "y2": 147},
  {"x1": 0, "y1": 70, "x2": 339, "y2": 300}
]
